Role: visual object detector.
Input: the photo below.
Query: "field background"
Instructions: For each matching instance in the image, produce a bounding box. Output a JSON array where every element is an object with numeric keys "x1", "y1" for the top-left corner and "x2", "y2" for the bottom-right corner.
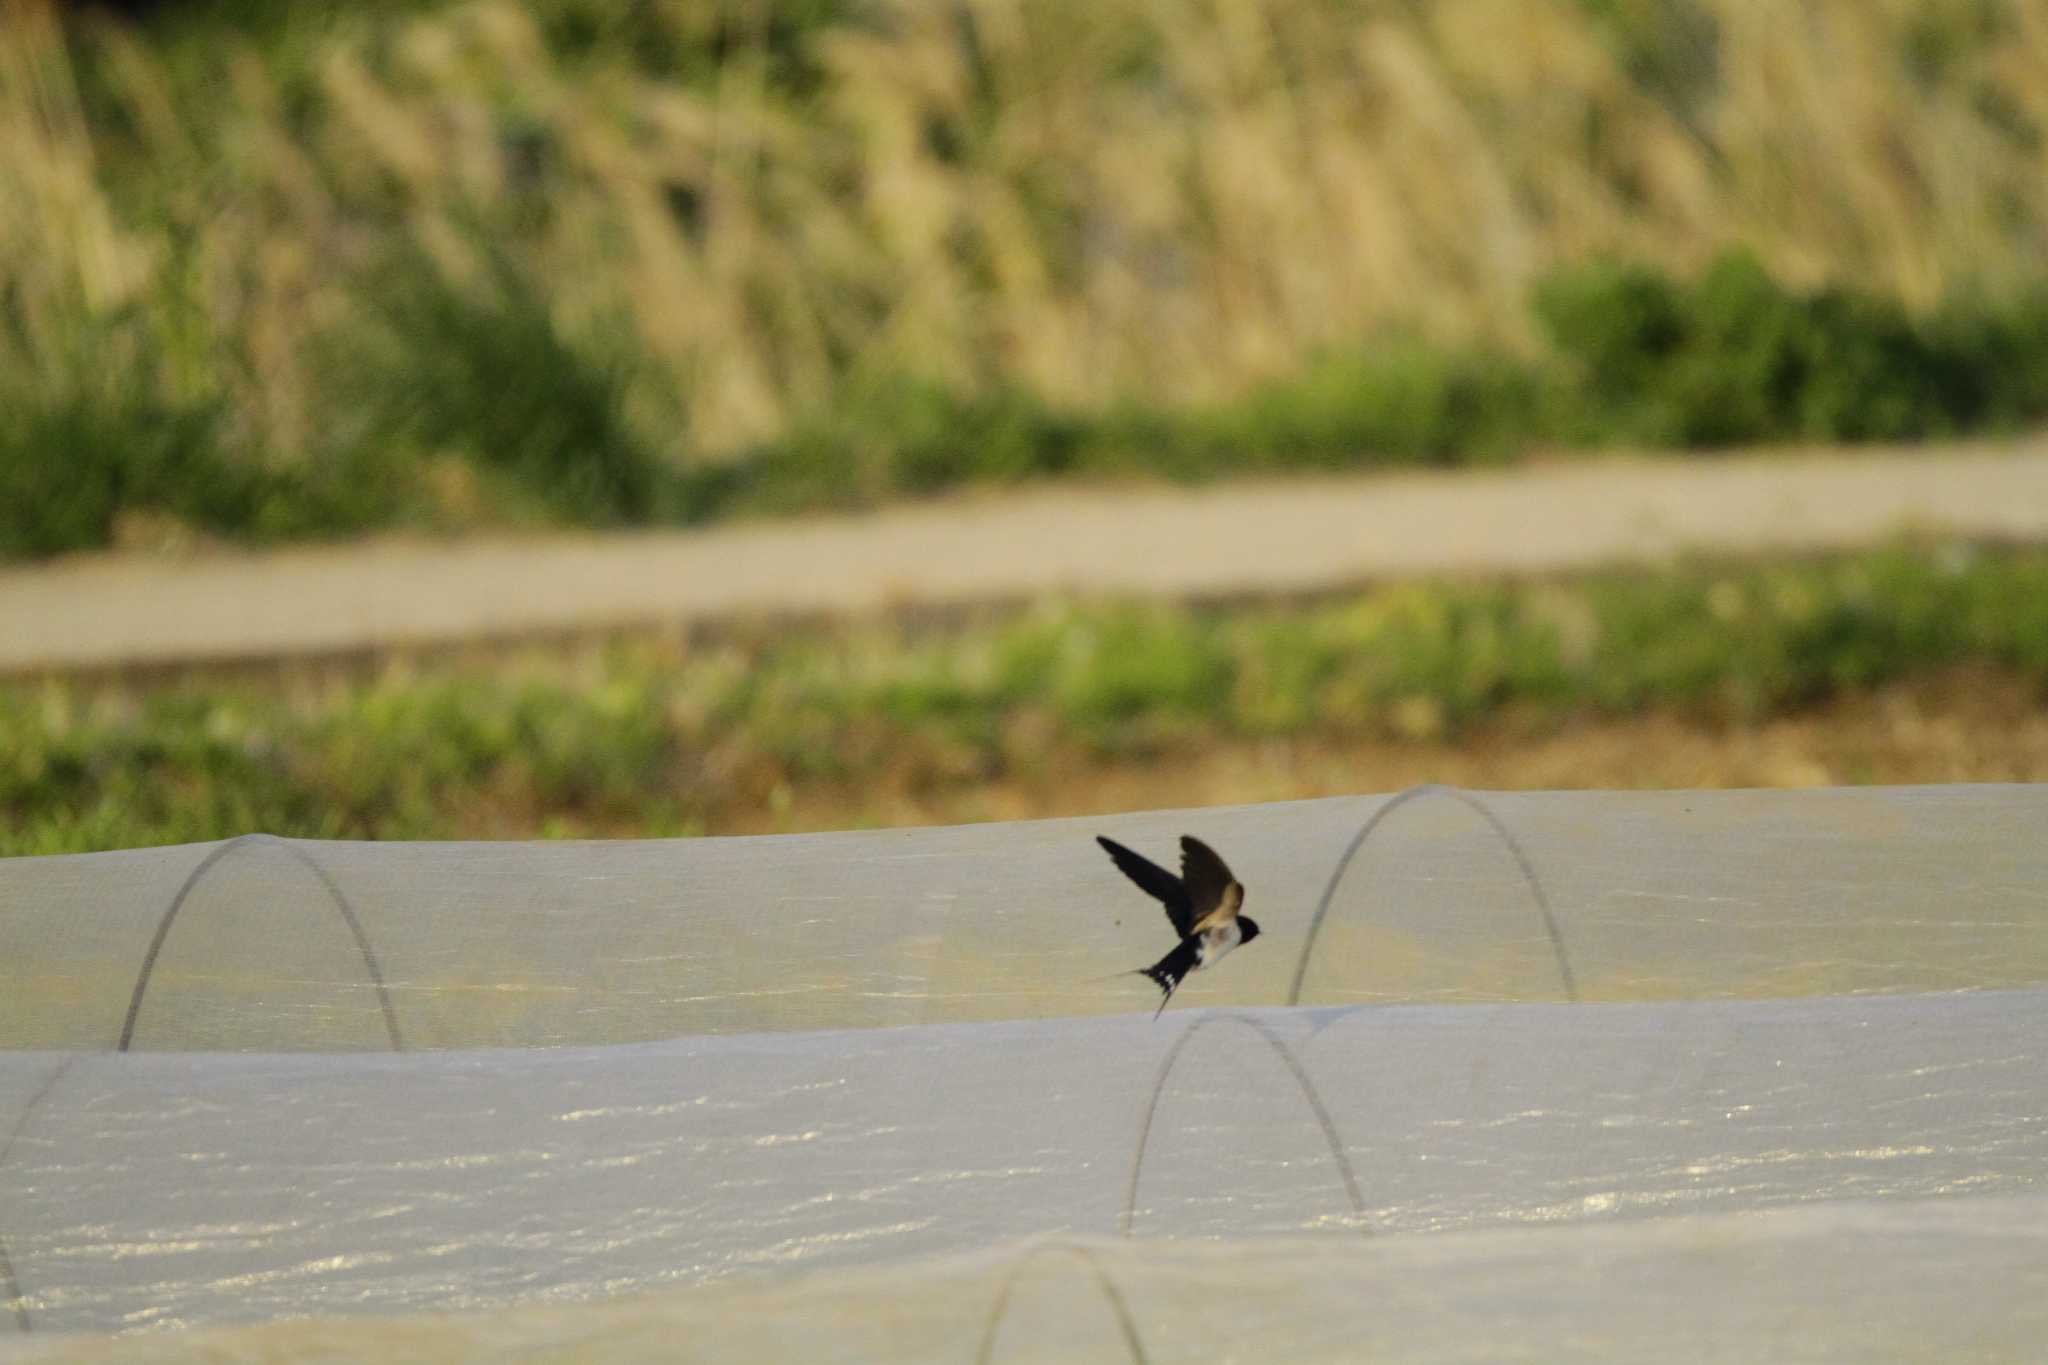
[
  {"x1": 7, "y1": 0, "x2": 2048, "y2": 554},
  {"x1": 5, "y1": 0, "x2": 2048, "y2": 852}
]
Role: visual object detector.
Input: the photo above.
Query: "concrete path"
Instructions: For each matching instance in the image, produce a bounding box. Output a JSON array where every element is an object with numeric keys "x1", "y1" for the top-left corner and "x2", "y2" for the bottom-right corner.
[{"x1": 4, "y1": 439, "x2": 2047, "y2": 673}]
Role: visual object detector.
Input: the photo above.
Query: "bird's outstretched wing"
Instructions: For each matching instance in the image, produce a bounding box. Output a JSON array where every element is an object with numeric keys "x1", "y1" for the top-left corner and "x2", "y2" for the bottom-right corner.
[
  {"x1": 1181, "y1": 836, "x2": 1244, "y2": 933},
  {"x1": 1096, "y1": 835, "x2": 1193, "y2": 937}
]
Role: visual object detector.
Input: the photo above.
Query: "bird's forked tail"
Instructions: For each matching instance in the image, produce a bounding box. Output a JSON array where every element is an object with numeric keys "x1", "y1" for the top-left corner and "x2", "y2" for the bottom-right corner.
[{"x1": 1136, "y1": 939, "x2": 1201, "y2": 1020}]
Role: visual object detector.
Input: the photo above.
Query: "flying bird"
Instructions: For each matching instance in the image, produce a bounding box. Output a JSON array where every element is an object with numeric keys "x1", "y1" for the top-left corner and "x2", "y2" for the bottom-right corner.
[{"x1": 1097, "y1": 834, "x2": 1260, "y2": 1018}]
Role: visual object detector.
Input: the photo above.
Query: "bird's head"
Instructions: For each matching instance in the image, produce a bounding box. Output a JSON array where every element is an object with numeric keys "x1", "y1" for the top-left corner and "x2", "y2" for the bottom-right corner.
[{"x1": 1237, "y1": 915, "x2": 1261, "y2": 945}]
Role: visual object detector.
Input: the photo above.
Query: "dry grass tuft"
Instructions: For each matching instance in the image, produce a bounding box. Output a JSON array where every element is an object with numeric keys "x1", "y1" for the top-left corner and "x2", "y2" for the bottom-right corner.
[{"x1": 1, "y1": 0, "x2": 2044, "y2": 527}]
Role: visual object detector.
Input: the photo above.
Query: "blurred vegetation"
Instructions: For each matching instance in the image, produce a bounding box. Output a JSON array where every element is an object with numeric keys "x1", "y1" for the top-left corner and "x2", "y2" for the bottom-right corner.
[
  {"x1": 7, "y1": 543, "x2": 2048, "y2": 854},
  {"x1": 6, "y1": 0, "x2": 2048, "y2": 557}
]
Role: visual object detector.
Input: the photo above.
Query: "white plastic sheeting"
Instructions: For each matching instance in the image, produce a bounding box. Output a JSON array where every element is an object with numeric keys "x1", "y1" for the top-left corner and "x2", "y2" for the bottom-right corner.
[
  {"x1": 3, "y1": 784, "x2": 2047, "y2": 1356},
  {"x1": 3, "y1": 992, "x2": 2046, "y2": 1335},
  {"x1": 10, "y1": 1207, "x2": 2048, "y2": 1364},
  {"x1": 6, "y1": 784, "x2": 2048, "y2": 1049}
]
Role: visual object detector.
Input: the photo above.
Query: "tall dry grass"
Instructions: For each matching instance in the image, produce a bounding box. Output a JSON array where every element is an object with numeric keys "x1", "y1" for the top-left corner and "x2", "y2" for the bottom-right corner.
[
  {"x1": 3, "y1": 0, "x2": 2045, "y2": 477},
  {"x1": 0, "y1": 0, "x2": 153, "y2": 380}
]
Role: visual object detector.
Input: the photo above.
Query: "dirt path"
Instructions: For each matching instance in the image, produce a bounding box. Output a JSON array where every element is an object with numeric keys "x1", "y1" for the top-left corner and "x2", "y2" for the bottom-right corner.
[{"x1": 5, "y1": 437, "x2": 2047, "y2": 674}]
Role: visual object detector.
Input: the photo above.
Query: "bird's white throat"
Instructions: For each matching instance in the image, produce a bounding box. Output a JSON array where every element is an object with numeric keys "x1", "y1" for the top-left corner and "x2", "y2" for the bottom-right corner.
[{"x1": 1195, "y1": 920, "x2": 1243, "y2": 969}]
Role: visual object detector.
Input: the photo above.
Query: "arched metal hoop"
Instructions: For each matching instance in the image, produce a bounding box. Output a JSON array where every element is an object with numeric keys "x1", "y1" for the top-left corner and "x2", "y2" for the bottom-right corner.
[
  {"x1": 1287, "y1": 784, "x2": 1580, "y2": 1007},
  {"x1": 973, "y1": 1242, "x2": 1149, "y2": 1365},
  {"x1": 118, "y1": 835, "x2": 404, "y2": 1052},
  {"x1": 1, "y1": 1055, "x2": 82, "y2": 1333},
  {"x1": 1120, "y1": 1012, "x2": 1368, "y2": 1237}
]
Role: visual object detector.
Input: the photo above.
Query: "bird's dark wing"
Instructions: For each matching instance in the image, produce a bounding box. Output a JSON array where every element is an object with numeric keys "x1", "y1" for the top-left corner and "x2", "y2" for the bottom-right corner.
[
  {"x1": 1096, "y1": 835, "x2": 1193, "y2": 937},
  {"x1": 1180, "y1": 836, "x2": 1245, "y2": 932}
]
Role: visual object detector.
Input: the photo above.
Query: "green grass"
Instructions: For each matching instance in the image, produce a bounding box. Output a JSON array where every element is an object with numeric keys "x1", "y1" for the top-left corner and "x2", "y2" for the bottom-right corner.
[
  {"x1": 7, "y1": 542, "x2": 2048, "y2": 856},
  {"x1": 12, "y1": 247, "x2": 2047, "y2": 561},
  {"x1": 331, "y1": 240, "x2": 674, "y2": 526},
  {"x1": 642, "y1": 250, "x2": 2048, "y2": 528},
  {"x1": 673, "y1": 251, "x2": 2048, "y2": 525}
]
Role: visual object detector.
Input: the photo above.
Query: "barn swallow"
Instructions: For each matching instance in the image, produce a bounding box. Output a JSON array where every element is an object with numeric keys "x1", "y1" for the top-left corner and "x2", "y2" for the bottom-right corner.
[{"x1": 1097, "y1": 834, "x2": 1260, "y2": 1018}]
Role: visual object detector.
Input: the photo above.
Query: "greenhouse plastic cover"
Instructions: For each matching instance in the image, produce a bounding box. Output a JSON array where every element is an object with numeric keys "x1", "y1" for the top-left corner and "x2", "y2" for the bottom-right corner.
[{"x1": 2, "y1": 783, "x2": 2045, "y2": 1360}]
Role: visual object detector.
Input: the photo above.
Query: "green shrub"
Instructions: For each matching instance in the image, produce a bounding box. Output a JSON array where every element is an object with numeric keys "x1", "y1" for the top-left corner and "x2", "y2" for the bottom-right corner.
[
  {"x1": 328, "y1": 240, "x2": 673, "y2": 526},
  {"x1": 0, "y1": 317, "x2": 267, "y2": 557},
  {"x1": 708, "y1": 250, "x2": 2048, "y2": 513},
  {"x1": 1533, "y1": 248, "x2": 2048, "y2": 447}
]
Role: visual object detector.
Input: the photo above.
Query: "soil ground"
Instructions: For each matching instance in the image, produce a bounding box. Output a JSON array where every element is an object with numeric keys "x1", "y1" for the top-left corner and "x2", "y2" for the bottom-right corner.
[{"x1": 719, "y1": 669, "x2": 2048, "y2": 836}]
